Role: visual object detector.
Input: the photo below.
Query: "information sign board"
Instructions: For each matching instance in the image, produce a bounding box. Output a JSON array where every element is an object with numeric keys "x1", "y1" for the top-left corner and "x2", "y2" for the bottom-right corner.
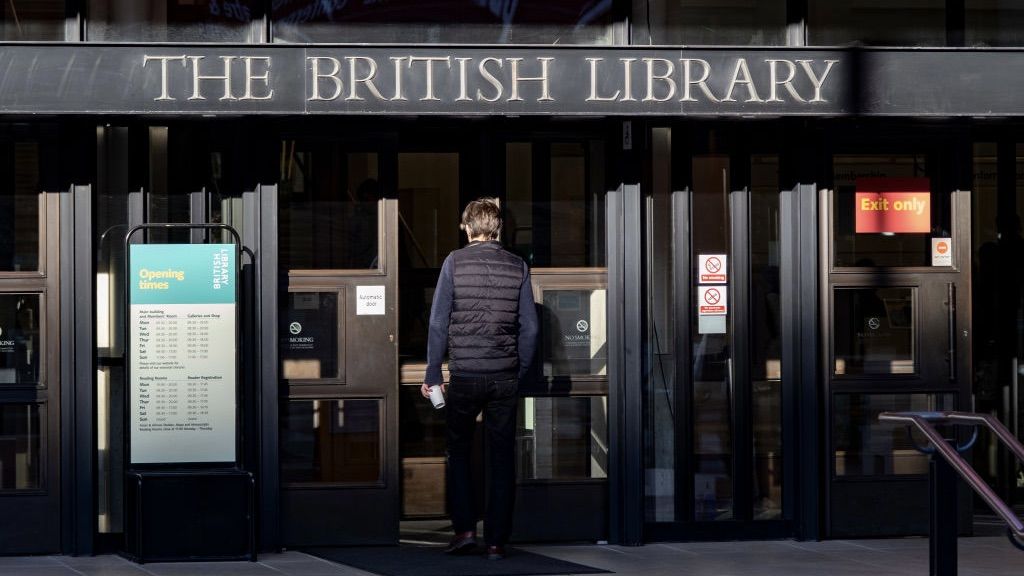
[{"x1": 129, "y1": 243, "x2": 237, "y2": 465}]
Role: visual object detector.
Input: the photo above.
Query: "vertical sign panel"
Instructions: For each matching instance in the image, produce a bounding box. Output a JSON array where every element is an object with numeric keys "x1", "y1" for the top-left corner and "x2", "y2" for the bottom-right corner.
[{"x1": 129, "y1": 244, "x2": 237, "y2": 464}]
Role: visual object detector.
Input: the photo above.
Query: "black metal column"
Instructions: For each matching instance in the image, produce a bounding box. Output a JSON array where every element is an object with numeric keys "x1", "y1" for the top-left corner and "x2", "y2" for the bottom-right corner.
[{"x1": 930, "y1": 452, "x2": 959, "y2": 576}]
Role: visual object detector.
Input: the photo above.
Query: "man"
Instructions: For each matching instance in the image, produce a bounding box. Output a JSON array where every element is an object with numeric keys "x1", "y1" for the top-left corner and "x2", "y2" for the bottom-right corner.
[{"x1": 421, "y1": 197, "x2": 538, "y2": 560}]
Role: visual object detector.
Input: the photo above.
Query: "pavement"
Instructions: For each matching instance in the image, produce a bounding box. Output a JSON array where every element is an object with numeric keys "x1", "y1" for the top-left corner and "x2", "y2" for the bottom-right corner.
[{"x1": 1, "y1": 536, "x2": 1023, "y2": 576}]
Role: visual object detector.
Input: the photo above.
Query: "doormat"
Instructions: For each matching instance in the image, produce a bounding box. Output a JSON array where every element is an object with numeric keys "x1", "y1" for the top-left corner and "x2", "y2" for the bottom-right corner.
[{"x1": 304, "y1": 545, "x2": 612, "y2": 576}]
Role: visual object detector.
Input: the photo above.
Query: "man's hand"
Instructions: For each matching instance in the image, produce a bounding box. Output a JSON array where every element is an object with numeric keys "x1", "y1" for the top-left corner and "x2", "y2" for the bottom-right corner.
[{"x1": 421, "y1": 382, "x2": 432, "y2": 399}]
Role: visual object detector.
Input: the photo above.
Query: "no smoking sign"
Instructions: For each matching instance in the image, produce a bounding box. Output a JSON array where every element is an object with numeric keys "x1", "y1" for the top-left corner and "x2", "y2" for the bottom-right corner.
[
  {"x1": 698, "y1": 286, "x2": 728, "y2": 316},
  {"x1": 698, "y1": 254, "x2": 728, "y2": 284}
]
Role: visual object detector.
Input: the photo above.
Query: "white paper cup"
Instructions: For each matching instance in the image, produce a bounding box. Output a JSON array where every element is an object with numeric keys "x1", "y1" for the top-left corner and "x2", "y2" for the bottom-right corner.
[{"x1": 428, "y1": 385, "x2": 445, "y2": 409}]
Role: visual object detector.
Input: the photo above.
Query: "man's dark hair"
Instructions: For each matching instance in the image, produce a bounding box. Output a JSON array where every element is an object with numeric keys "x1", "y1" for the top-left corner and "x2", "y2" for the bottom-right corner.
[{"x1": 460, "y1": 197, "x2": 502, "y2": 240}]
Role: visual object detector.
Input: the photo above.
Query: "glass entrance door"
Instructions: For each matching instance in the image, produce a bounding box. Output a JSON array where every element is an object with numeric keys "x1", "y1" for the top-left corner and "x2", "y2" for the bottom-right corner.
[{"x1": 823, "y1": 154, "x2": 971, "y2": 537}]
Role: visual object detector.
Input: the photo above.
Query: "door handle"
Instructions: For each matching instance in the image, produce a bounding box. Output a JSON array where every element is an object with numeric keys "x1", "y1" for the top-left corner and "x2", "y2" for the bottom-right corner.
[{"x1": 947, "y1": 282, "x2": 956, "y2": 382}]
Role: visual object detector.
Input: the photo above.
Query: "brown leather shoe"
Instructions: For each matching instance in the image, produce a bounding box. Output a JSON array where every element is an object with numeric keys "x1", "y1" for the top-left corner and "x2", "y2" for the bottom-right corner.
[
  {"x1": 486, "y1": 545, "x2": 506, "y2": 560},
  {"x1": 444, "y1": 531, "x2": 477, "y2": 555}
]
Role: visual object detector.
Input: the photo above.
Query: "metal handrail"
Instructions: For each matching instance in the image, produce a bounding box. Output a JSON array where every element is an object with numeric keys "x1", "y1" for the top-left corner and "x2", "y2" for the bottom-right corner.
[{"x1": 879, "y1": 411, "x2": 1024, "y2": 545}]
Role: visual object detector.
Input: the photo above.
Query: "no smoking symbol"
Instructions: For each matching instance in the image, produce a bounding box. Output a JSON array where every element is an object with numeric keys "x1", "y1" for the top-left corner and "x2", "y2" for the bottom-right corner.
[
  {"x1": 704, "y1": 289, "x2": 721, "y2": 305},
  {"x1": 706, "y1": 257, "x2": 722, "y2": 273}
]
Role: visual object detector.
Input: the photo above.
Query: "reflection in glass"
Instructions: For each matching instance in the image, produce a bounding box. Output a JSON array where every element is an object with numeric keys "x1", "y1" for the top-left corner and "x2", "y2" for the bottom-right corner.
[
  {"x1": 88, "y1": 0, "x2": 256, "y2": 42},
  {"x1": 281, "y1": 292, "x2": 340, "y2": 380},
  {"x1": 808, "y1": 0, "x2": 945, "y2": 46},
  {"x1": 0, "y1": 142, "x2": 40, "y2": 272},
  {"x1": 834, "y1": 393, "x2": 954, "y2": 476},
  {"x1": 0, "y1": 403, "x2": 40, "y2": 490},
  {"x1": 542, "y1": 289, "x2": 607, "y2": 378},
  {"x1": 271, "y1": 0, "x2": 616, "y2": 44},
  {"x1": 0, "y1": 1, "x2": 63, "y2": 40},
  {"x1": 967, "y1": 2, "x2": 1024, "y2": 47},
  {"x1": 832, "y1": 154, "x2": 949, "y2": 268},
  {"x1": 517, "y1": 396, "x2": 607, "y2": 481},
  {"x1": 834, "y1": 288, "x2": 914, "y2": 376},
  {"x1": 691, "y1": 153, "x2": 733, "y2": 521},
  {"x1": 281, "y1": 399, "x2": 382, "y2": 484},
  {"x1": 643, "y1": 127, "x2": 676, "y2": 522},
  {"x1": 751, "y1": 155, "x2": 782, "y2": 519},
  {"x1": 642, "y1": 0, "x2": 786, "y2": 46},
  {"x1": 280, "y1": 149, "x2": 379, "y2": 270},
  {"x1": 0, "y1": 294, "x2": 40, "y2": 386},
  {"x1": 504, "y1": 142, "x2": 606, "y2": 268}
]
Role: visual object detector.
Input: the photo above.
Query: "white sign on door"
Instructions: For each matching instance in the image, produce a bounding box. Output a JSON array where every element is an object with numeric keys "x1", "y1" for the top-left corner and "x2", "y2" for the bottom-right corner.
[
  {"x1": 698, "y1": 286, "x2": 728, "y2": 316},
  {"x1": 357, "y1": 285, "x2": 386, "y2": 315},
  {"x1": 698, "y1": 254, "x2": 728, "y2": 284},
  {"x1": 931, "y1": 237, "x2": 952, "y2": 267}
]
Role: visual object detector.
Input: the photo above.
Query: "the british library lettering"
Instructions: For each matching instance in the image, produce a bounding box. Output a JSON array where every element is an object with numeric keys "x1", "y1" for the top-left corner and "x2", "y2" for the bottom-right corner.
[{"x1": 0, "y1": 45, "x2": 1022, "y2": 115}]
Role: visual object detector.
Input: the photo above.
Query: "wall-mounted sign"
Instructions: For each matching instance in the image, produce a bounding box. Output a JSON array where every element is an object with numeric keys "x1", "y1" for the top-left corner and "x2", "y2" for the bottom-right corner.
[
  {"x1": 931, "y1": 237, "x2": 952, "y2": 266},
  {"x1": 698, "y1": 254, "x2": 728, "y2": 284},
  {"x1": 854, "y1": 177, "x2": 931, "y2": 234},
  {"x1": 281, "y1": 291, "x2": 340, "y2": 380},
  {"x1": 356, "y1": 285, "x2": 386, "y2": 315},
  {"x1": 129, "y1": 243, "x2": 237, "y2": 465},
  {"x1": 698, "y1": 286, "x2": 728, "y2": 316}
]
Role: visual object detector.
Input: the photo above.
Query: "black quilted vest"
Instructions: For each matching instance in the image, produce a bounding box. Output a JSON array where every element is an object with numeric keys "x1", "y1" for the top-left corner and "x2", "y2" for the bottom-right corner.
[{"x1": 448, "y1": 241, "x2": 526, "y2": 375}]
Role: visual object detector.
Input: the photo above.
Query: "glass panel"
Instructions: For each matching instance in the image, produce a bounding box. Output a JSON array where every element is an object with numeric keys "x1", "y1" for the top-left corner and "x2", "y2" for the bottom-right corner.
[
  {"x1": 642, "y1": 0, "x2": 786, "y2": 46},
  {"x1": 832, "y1": 154, "x2": 951, "y2": 268},
  {"x1": 281, "y1": 399, "x2": 382, "y2": 484},
  {"x1": 0, "y1": 1, "x2": 64, "y2": 40},
  {"x1": 644, "y1": 127, "x2": 676, "y2": 522},
  {"x1": 808, "y1": 0, "x2": 946, "y2": 47},
  {"x1": 541, "y1": 289, "x2": 607, "y2": 378},
  {"x1": 517, "y1": 396, "x2": 608, "y2": 481},
  {"x1": 833, "y1": 393, "x2": 954, "y2": 476},
  {"x1": 271, "y1": 1, "x2": 616, "y2": 44},
  {"x1": 0, "y1": 293, "x2": 41, "y2": 387},
  {"x1": 0, "y1": 403, "x2": 41, "y2": 490},
  {"x1": 0, "y1": 142, "x2": 41, "y2": 272},
  {"x1": 88, "y1": 0, "x2": 255, "y2": 42},
  {"x1": 505, "y1": 142, "x2": 606, "y2": 268},
  {"x1": 834, "y1": 287, "x2": 914, "y2": 376},
  {"x1": 281, "y1": 292, "x2": 340, "y2": 381},
  {"x1": 279, "y1": 148, "x2": 380, "y2": 270},
  {"x1": 751, "y1": 154, "x2": 782, "y2": 520},
  {"x1": 398, "y1": 152, "x2": 460, "y2": 360},
  {"x1": 691, "y1": 153, "x2": 733, "y2": 521},
  {"x1": 966, "y1": 1, "x2": 1024, "y2": 47}
]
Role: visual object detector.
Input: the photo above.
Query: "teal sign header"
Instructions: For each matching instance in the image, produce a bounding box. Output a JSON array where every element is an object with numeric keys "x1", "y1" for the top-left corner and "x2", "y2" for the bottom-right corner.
[{"x1": 130, "y1": 244, "x2": 236, "y2": 305}]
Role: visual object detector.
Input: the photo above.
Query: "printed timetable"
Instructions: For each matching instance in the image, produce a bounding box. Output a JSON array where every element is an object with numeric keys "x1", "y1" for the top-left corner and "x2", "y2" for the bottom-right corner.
[{"x1": 129, "y1": 244, "x2": 237, "y2": 465}]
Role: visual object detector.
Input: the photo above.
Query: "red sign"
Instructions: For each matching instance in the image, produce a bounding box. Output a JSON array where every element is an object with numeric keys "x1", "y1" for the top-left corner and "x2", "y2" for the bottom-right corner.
[{"x1": 854, "y1": 177, "x2": 931, "y2": 234}]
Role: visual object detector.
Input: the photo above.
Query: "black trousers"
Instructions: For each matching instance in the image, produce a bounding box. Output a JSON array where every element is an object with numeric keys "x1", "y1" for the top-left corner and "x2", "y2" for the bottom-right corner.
[{"x1": 446, "y1": 372, "x2": 518, "y2": 546}]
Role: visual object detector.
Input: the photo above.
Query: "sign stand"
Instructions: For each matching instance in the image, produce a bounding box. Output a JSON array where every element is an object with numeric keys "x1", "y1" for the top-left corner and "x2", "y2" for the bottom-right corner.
[{"x1": 121, "y1": 224, "x2": 255, "y2": 564}]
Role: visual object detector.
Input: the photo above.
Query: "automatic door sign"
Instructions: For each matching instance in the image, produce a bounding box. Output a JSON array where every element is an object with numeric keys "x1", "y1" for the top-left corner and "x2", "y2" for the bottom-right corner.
[
  {"x1": 698, "y1": 254, "x2": 728, "y2": 284},
  {"x1": 698, "y1": 286, "x2": 728, "y2": 316},
  {"x1": 931, "y1": 237, "x2": 952, "y2": 266}
]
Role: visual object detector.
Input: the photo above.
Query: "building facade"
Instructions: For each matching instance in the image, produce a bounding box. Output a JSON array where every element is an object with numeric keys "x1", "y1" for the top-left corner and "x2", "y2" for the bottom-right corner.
[{"x1": 0, "y1": 0, "x2": 1022, "y2": 555}]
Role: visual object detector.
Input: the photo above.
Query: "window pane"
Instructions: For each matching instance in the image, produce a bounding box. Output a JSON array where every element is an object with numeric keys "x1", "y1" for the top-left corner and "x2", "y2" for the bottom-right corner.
[
  {"x1": 967, "y1": 1, "x2": 1024, "y2": 47},
  {"x1": 0, "y1": 403, "x2": 41, "y2": 490},
  {"x1": 692, "y1": 154, "x2": 733, "y2": 521},
  {"x1": 88, "y1": 0, "x2": 255, "y2": 42},
  {"x1": 505, "y1": 142, "x2": 607, "y2": 268},
  {"x1": 281, "y1": 292, "x2": 340, "y2": 381},
  {"x1": 541, "y1": 289, "x2": 607, "y2": 378},
  {"x1": 0, "y1": 142, "x2": 40, "y2": 272},
  {"x1": 280, "y1": 148, "x2": 380, "y2": 270},
  {"x1": 517, "y1": 396, "x2": 608, "y2": 481},
  {"x1": 833, "y1": 393, "x2": 954, "y2": 476},
  {"x1": 834, "y1": 287, "x2": 914, "y2": 376},
  {"x1": 281, "y1": 399, "x2": 382, "y2": 484},
  {"x1": 0, "y1": 1, "x2": 64, "y2": 40},
  {"x1": 0, "y1": 294, "x2": 41, "y2": 387},
  {"x1": 832, "y1": 154, "x2": 950, "y2": 268},
  {"x1": 271, "y1": 1, "x2": 616, "y2": 44},
  {"x1": 808, "y1": 0, "x2": 946, "y2": 46},
  {"x1": 751, "y1": 154, "x2": 782, "y2": 520},
  {"x1": 643, "y1": 0, "x2": 786, "y2": 46}
]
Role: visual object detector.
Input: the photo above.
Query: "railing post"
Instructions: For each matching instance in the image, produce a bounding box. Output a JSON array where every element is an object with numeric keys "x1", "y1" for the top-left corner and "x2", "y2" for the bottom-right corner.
[{"x1": 930, "y1": 441, "x2": 959, "y2": 576}]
